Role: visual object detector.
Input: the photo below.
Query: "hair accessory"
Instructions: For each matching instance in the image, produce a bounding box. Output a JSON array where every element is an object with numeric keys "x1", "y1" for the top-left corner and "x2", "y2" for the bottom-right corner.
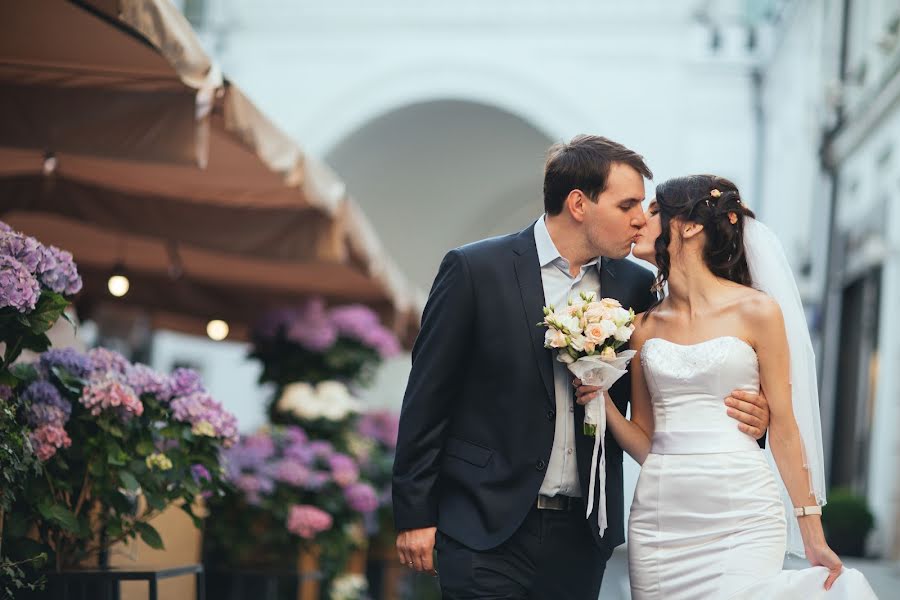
[{"x1": 728, "y1": 212, "x2": 738, "y2": 225}]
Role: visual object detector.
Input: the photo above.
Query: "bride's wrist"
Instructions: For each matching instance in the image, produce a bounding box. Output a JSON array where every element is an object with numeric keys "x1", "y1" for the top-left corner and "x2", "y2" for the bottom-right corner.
[{"x1": 797, "y1": 514, "x2": 827, "y2": 547}]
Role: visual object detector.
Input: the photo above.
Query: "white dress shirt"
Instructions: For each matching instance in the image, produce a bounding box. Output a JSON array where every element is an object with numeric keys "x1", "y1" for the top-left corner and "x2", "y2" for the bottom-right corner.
[{"x1": 534, "y1": 215, "x2": 602, "y2": 498}]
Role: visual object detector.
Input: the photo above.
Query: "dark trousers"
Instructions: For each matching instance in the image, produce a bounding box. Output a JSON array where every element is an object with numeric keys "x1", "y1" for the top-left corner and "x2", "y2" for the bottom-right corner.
[{"x1": 435, "y1": 503, "x2": 611, "y2": 599}]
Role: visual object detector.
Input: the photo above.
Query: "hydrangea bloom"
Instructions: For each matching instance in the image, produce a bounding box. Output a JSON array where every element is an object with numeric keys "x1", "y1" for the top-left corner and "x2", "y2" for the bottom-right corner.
[
  {"x1": 165, "y1": 367, "x2": 205, "y2": 399},
  {"x1": 274, "y1": 459, "x2": 311, "y2": 487},
  {"x1": 29, "y1": 424, "x2": 72, "y2": 461},
  {"x1": 36, "y1": 245, "x2": 82, "y2": 295},
  {"x1": 23, "y1": 380, "x2": 71, "y2": 427},
  {"x1": 40, "y1": 348, "x2": 92, "y2": 379},
  {"x1": 87, "y1": 347, "x2": 131, "y2": 377},
  {"x1": 357, "y1": 410, "x2": 399, "y2": 449},
  {"x1": 286, "y1": 504, "x2": 333, "y2": 539},
  {"x1": 329, "y1": 453, "x2": 360, "y2": 487},
  {"x1": 343, "y1": 482, "x2": 379, "y2": 514},
  {"x1": 126, "y1": 363, "x2": 170, "y2": 398},
  {"x1": 80, "y1": 377, "x2": 144, "y2": 419},
  {"x1": 170, "y1": 392, "x2": 239, "y2": 446},
  {"x1": 0, "y1": 255, "x2": 41, "y2": 312},
  {"x1": 0, "y1": 230, "x2": 43, "y2": 272}
]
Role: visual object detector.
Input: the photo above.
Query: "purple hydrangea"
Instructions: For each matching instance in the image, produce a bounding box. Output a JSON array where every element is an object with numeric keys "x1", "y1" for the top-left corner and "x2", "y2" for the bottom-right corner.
[
  {"x1": 274, "y1": 459, "x2": 311, "y2": 487},
  {"x1": 126, "y1": 363, "x2": 170, "y2": 398},
  {"x1": 170, "y1": 392, "x2": 239, "y2": 446},
  {"x1": 344, "y1": 482, "x2": 379, "y2": 514},
  {"x1": 329, "y1": 453, "x2": 360, "y2": 487},
  {"x1": 282, "y1": 425, "x2": 308, "y2": 447},
  {"x1": 165, "y1": 368, "x2": 205, "y2": 399},
  {"x1": 0, "y1": 255, "x2": 41, "y2": 313},
  {"x1": 23, "y1": 380, "x2": 71, "y2": 427},
  {"x1": 0, "y1": 384, "x2": 13, "y2": 402},
  {"x1": 234, "y1": 473, "x2": 275, "y2": 505},
  {"x1": 0, "y1": 231, "x2": 43, "y2": 272},
  {"x1": 329, "y1": 304, "x2": 401, "y2": 358},
  {"x1": 87, "y1": 347, "x2": 131, "y2": 377},
  {"x1": 191, "y1": 464, "x2": 212, "y2": 484},
  {"x1": 0, "y1": 221, "x2": 11, "y2": 232},
  {"x1": 40, "y1": 347, "x2": 92, "y2": 379},
  {"x1": 358, "y1": 410, "x2": 400, "y2": 449},
  {"x1": 285, "y1": 299, "x2": 338, "y2": 351},
  {"x1": 36, "y1": 245, "x2": 82, "y2": 296}
]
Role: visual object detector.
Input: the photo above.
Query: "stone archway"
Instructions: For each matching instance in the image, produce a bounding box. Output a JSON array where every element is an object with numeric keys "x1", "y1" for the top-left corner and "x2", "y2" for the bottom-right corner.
[{"x1": 326, "y1": 99, "x2": 556, "y2": 291}]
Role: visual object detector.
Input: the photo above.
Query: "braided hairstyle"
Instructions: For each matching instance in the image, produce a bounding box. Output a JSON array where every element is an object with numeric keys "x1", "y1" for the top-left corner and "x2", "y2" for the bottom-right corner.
[{"x1": 647, "y1": 175, "x2": 756, "y2": 315}]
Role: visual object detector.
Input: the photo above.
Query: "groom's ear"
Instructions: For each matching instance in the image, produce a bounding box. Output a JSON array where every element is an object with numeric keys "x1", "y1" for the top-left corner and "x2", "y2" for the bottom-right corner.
[{"x1": 566, "y1": 189, "x2": 588, "y2": 222}]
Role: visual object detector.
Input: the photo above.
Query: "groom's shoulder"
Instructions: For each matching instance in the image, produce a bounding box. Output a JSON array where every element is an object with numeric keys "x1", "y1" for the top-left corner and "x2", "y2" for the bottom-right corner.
[
  {"x1": 454, "y1": 230, "x2": 521, "y2": 261},
  {"x1": 609, "y1": 257, "x2": 655, "y2": 283}
]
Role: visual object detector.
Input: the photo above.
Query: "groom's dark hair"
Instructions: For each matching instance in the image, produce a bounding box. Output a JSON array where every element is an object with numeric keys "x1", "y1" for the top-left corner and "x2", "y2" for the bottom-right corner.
[{"x1": 543, "y1": 135, "x2": 652, "y2": 215}]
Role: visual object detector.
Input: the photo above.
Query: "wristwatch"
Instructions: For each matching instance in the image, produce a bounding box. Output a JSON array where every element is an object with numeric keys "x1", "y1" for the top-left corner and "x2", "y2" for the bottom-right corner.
[{"x1": 793, "y1": 505, "x2": 823, "y2": 517}]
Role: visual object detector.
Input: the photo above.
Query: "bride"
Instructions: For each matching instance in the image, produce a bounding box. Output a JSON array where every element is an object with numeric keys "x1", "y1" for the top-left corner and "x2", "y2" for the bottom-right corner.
[{"x1": 576, "y1": 175, "x2": 877, "y2": 599}]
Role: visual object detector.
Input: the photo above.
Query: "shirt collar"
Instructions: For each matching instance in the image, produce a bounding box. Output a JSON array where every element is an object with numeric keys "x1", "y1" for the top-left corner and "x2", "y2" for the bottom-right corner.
[{"x1": 533, "y1": 215, "x2": 601, "y2": 270}]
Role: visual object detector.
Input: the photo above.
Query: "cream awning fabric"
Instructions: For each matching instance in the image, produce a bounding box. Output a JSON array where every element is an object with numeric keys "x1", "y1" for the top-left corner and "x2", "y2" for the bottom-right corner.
[{"x1": 0, "y1": 0, "x2": 422, "y2": 343}]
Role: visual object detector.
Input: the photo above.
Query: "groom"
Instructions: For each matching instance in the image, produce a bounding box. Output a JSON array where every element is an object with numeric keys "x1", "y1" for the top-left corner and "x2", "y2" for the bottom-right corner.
[{"x1": 392, "y1": 135, "x2": 770, "y2": 598}]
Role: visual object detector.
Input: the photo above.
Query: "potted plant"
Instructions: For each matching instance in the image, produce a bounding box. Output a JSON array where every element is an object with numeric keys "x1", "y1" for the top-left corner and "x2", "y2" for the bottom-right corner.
[
  {"x1": 4, "y1": 347, "x2": 238, "y2": 578},
  {"x1": 204, "y1": 426, "x2": 379, "y2": 600},
  {"x1": 821, "y1": 488, "x2": 875, "y2": 557}
]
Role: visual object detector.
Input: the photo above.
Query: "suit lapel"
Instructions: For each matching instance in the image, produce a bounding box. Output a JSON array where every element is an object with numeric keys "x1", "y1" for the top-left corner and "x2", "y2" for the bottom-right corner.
[{"x1": 513, "y1": 225, "x2": 555, "y2": 406}]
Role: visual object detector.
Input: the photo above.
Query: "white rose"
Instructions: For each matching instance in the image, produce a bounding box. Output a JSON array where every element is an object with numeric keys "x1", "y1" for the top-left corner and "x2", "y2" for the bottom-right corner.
[
  {"x1": 584, "y1": 322, "x2": 610, "y2": 344},
  {"x1": 614, "y1": 324, "x2": 634, "y2": 342},
  {"x1": 584, "y1": 304, "x2": 606, "y2": 323},
  {"x1": 600, "y1": 298, "x2": 622, "y2": 309},
  {"x1": 600, "y1": 319, "x2": 617, "y2": 339},
  {"x1": 558, "y1": 315, "x2": 582, "y2": 335},
  {"x1": 545, "y1": 328, "x2": 568, "y2": 349},
  {"x1": 612, "y1": 307, "x2": 632, "y2": 326},
  {"x1": 557, "y1": 352, "x2": 576, "y2": 364},
  {"x1": 569, "y1": 333, "x2": 587, "y2": 352}
]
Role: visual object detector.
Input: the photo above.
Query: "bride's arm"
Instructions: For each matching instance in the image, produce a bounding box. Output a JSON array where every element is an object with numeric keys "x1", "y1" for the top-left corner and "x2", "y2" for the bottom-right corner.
[
  {"x1": 576, "y1": 319, "x2": 654, "y2": 464},
  {"x1": 752, "y1": 297, "x2": 843, "y2": 589}
]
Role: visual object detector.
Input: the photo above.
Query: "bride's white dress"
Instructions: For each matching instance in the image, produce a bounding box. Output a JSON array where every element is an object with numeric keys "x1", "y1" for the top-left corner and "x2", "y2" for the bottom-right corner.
[{"x1": 628, "y1": 336, "x2": 877, "y2": 599}]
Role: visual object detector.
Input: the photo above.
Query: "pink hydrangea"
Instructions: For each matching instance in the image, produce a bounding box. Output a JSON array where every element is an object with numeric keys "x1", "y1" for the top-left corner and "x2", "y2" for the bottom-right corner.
[
  {"x1": 29, "y1": 424, "x2": 72, "y2": 461},
  {"x1": 80, "y1": 377, "x2": 144, "y2": 418},
  {"x1": 286, "y1": 504, "x2": 333, "y2": 539},
  {"x1": 328, "y1": 453, "x2": 360, "y2": 487},
  {"x1": 344, "y1": 482, "x2": 379, "y2": 514}
]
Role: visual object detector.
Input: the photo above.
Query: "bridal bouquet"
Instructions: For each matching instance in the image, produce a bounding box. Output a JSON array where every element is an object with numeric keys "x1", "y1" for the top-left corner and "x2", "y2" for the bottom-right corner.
[
  {"x1": 538, "y1": 291, "x2": 637, "y2": 435},
  {"x1": 538, "y1": 291, "x2": 638, "y2": 534}
]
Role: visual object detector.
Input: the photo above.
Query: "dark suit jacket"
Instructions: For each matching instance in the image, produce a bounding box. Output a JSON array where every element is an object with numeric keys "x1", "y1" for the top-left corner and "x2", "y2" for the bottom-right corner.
[{"x1": 392, "y1": 222, "x2": 657, "y2": 553}]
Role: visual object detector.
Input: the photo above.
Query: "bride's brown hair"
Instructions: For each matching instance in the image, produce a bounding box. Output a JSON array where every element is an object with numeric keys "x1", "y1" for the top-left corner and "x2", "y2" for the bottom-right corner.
[{"x1": 646, "y1": 175, "x2": 756, "y2": 315}]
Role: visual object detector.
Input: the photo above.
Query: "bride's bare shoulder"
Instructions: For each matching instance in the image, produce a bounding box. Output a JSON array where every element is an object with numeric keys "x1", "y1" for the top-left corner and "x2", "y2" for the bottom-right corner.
[
  {"x1": 632, "y1": 309, "x2": 661, "y2": 345},
  {"x1": 735, "y1": 287, "x2": 783, "y2": 327}
]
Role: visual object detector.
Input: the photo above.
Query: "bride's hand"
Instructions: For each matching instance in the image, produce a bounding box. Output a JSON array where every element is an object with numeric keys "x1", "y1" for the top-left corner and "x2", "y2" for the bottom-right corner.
[{"x1": 805, "y1": 542, "x2": 843, "y2": 590}]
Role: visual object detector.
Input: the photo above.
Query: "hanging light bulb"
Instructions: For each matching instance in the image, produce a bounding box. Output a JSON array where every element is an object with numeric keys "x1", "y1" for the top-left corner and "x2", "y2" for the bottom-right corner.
[
  {"x1": 107, "y1": 263, "x2": 130, "y2": 297},
  {"x1": 206, "y1": 319, "x2": 229, "y2": 341}
]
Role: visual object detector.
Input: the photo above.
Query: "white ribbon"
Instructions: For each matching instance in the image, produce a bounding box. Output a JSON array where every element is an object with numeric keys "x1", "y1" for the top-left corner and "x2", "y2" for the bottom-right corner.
[{"x1": 565, "y1": 351, "x2": 636, "y2": 534}]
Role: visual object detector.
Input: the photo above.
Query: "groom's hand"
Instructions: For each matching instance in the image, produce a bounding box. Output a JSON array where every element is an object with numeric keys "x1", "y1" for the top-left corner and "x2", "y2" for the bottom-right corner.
[
  {"x1": 397, "y1": 526, "x2": 437, "y2": 574},
  {"x1": 573, "y1": 378, "x2": 600, "y2": 405},
  {"x1": 725, "y1": 389, "x2": 769, "y2": 439}
]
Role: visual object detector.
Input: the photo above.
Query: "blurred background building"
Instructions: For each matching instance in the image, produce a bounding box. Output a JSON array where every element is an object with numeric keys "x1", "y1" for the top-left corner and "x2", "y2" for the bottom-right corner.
[{"x1": 65, "y1": 0, "x2": 898, "y2": 595}]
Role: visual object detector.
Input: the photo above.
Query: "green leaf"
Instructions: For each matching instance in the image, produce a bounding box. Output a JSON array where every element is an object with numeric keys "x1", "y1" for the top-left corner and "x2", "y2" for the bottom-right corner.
[
  {"x1": 119, "y1": 471, "x2": 140, "y2": 492},
  {"x1": 144, "y1": 491, "x2": 167, "y2": 511},
  {"x1": 134, "y1": 522, "x2": 164, "y2": 550},
  {"x1": 50, "y1": 365, "x2": 83, "y2": 394},
  {"x1": 28, "y1": 292, "x2": 69, "y2": 334},
  {"x1": 37, "y1": 501, "x2": 80, "y2": 533},
  {"x1": 19, "y1": 332, "x2": 50, "y2": 354},
  {"x1": 135, "y1": 440, "x2": 155, "y2": 457},
  {"x1": 107, "y1": 445, "x2": 127, "y2": 466},
  {"x1": 9, "y1": 362, "x2": 38, "y2": 382}
]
